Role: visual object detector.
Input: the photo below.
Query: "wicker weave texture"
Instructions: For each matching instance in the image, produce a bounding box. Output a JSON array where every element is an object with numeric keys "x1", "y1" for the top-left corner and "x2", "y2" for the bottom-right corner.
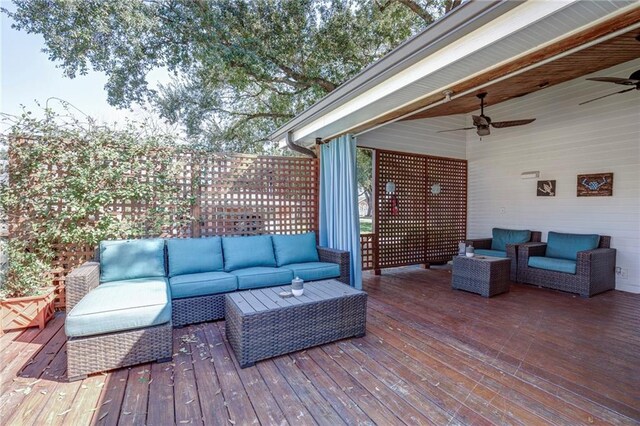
[
  {"x1": 317, "y1": 246, "x2": 350, "y2": 284},
  {"x1": 65, "y1": 262, "x2": 100, "y2": 312},
  {"x1": 66, "y1": 322, "x2": 172, "y2": 380},
  {"x1": 225, "y1": 280, "x2": 367, "y2": 368},
  {"x1": 452, "y1": 256, "x2": 510, "y2": 297},
  {"x1": 517, "y1": 236, "x2": 616, "y2": 297},
  {"x1": 172, "y1": 293, "x2": 226, "y2": 327}
]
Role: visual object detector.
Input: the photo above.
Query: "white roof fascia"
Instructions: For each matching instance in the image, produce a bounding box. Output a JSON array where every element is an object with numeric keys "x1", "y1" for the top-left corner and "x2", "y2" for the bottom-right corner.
[{"x1": 288, "y1": 0, "x2": 579, "y2": 144}]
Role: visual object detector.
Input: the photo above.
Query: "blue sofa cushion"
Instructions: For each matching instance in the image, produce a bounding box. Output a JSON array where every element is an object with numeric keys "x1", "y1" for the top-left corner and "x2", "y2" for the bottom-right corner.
[
  {"x1": 528, "y1": 256, "x2": 577, "y2": 274},
  {"x1": 231, "y1": 267, "x2": 293, "y2": 290},
  {"x1": 474, "y1": 249, "x2": 507, "y2": 258},
  {"x1": 280, "y1": 262, "x2": 340, "y2": 282},
  {"x1": 169, "y1": 271, "x2": 237, "y2": 299},
  {"x1": 272, "y1": 233, "x2": 319, "y2": 267},
  {"x1": 166, "y1": 237, "x2": 223, "y2": 277},
  {"x1": 65, "y1": 278, "x2": 171, "y2": 337},
  {"x1": 546, "y1": 232, "x2": 599, "y2": 261},
  {"x1": 491, "y1": 228, "x2": 531, "y2": 251},
  {"x1": 222, "y1": 235, "x2": 276, "y2": 271},
  {"x1": 100, "y1": 239, "x2": 166, "y2": 283}
]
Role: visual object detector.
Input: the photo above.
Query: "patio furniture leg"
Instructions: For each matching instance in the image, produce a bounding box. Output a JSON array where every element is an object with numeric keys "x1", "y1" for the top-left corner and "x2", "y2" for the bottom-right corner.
[{"x1": 67, "y1": 374, "x2": 87, "y2": 382}]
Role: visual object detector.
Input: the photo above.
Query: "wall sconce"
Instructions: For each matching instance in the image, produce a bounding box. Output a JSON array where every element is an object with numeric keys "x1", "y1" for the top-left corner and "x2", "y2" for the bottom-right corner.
[
  {"x1": 431, "y1": 183, "x2": 441, "y2": 195},
  {"x1": 521, "y1": 171, "x2": 540, "y2": 179},
  {"x1": 385, "y1": 181, "x2": 396, "y2": 193}
]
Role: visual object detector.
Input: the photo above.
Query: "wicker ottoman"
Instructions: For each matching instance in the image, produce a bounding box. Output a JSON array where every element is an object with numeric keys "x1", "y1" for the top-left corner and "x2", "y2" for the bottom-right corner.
[
  {"x1": 452, "y1": 255, "x2": 510, "y2": 297},
  {"x1": 225, "y1": 279, "x2": 367, "y2": 368}
]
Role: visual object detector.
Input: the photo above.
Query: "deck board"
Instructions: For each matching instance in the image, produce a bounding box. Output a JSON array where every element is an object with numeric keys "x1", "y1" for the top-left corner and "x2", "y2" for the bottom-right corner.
[{"x1": 1, "y1": 267, "x2": 639, "y2": 425}]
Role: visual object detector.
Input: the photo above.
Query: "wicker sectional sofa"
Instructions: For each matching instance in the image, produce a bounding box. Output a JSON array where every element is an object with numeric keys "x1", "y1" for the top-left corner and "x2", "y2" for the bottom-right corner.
[{"x1": 64, "y1": 232, "x2": 350, "y2": 380}]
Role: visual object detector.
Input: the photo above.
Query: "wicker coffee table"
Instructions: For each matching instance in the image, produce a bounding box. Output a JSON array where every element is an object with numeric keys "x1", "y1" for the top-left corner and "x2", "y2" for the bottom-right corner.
[
  {"x1": 225, "y1": 279, "x2": 367, "y2": 368},
  {"x1": 452, "y1": 255, "x2": 510, "y2": 297}
]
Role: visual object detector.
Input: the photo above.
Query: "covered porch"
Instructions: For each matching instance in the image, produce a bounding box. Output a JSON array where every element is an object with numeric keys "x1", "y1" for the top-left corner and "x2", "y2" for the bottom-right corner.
[{"x1": 2, "y1": 267, "x2": 639, "y2": 424}]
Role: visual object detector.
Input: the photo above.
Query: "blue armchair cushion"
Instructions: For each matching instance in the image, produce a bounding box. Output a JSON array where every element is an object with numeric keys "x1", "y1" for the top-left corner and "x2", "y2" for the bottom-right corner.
[
  {"x1": 222, "y1": 235, "x2": 276, "y2": 271},
  {"x1": 100, "y1": 238, "x2": 166, "y2": 283},
  {"x1": 545, "y1": 232, "x2": 599, "y2": 261},
  {"x1": 272, "y1": 232, "x2": 319, "y2": 266},
  {"x1": 65, "y1": 278, "x2": 171, "y2": 337},
  {"x1": 474, "y1": 249, "x2": 507, "y2": 258},
  {"x1": 231, "y1": 267, "x2": 293, "y2": 290},
  {"x1": 166, "y1": 237, "x2": 223, "y2": 277},
  {"x1": 528, "y1": 256, "x2": 577, "y2": 274},
  {"x1": 280, "y1": 262, "x2": 340, "y2": 282},
  {"x1": 491, "y1": 228, "x2": 531, "y2": 252},
  {"x1": 169, "y1": 271, "x2": 237, "y2": 299}
]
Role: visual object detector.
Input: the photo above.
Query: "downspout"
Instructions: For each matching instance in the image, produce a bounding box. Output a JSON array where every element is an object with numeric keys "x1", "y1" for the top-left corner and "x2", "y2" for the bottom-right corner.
[{"x1": 286, "y1": 131, "x2": 317, "y2": 158}]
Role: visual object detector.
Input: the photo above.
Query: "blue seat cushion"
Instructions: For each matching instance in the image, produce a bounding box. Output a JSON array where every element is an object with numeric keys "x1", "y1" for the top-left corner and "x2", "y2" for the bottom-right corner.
[
  {"x1": 231, "y1": 267, "x2": 293, "y2": 290},
  {"x1": 65, "y1": 278, "x2": 171, "y2": 338},
  {"x1": 528, "y1": 256, "x2": 577, "y2": 274},
  {"x1": 166, "y1": 237, "x2": 223, "y2": 277},
  {"x1": 272, "y1": 233, "x2": 319, "y2": 267},
  {"x1": 100, "y1": 239, "x2": 166, "y2": 282},
  {"x1": 474, "y1": 249, "x2": 507, "y2": 258},
  {"x1": 222, "y1": 235, "x2": 276, "y2": 271},
  {"x1": 491, "y1": 228, "x2": 531, "y2": 251},
  {"x1": 169, "y1": 271, "x2": 237, "y2": 299},
  {"x1": 546, "y1": 232, "x2": 599, "y2": 261},
  {"x1": 280, "y1": 262, "x2": 340, "y2": 282}
]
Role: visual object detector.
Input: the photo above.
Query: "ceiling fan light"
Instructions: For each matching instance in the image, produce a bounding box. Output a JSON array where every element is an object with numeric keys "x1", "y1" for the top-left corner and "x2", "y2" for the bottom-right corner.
[{"x1": 477, "y1": 126, "x2": 490, "y2": 136}]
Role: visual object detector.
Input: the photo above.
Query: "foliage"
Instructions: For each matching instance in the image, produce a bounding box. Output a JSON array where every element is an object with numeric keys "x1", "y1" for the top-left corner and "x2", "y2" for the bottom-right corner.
[
  {"x1": 356, "y1": 148, "x2": 373, "y2": 217},
  {"x1": 0, "y1": 107, "x2": 192, "y2": 298},
  {"x1": 4, "y1": 0, "x2": 459, "y2": 152}
]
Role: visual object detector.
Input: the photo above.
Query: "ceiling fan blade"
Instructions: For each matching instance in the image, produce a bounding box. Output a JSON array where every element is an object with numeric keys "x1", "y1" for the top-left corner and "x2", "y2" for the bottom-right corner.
[
  {"x1": 491, "y1": 119, "x2": 536, "y2": 128},
  {"x1": 437, "y1": 127, "x2": 475, "y2": 133},
  {"x1": 472, "y1": 115, "x2": 490, "y2": 126},
  {"x1": 578, "y1": 87, "x2": 635, "y2": 106},
  {"x1": 586, "y1": 77, "x2": 637, "y2": 85}
]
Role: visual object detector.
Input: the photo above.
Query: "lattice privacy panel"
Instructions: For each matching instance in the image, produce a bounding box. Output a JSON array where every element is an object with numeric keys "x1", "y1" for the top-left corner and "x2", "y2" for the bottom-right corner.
[
  {"x1": 9, "y1": 147, "x2": 318, "y2": 309},
  {"x1": 374, "y1": 150, "x2": 466, "y2": 269},
  {"x1": 360, "y1": 233, "x2": 376, "y2": 270}
]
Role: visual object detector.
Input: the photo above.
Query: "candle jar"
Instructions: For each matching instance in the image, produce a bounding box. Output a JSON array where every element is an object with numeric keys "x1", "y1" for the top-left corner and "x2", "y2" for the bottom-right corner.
[
  {"x1": 291, "y1": 277, "x2": 304, "y2": 296},
  {"x1": 465, "y1": 246, "x2": 475, "y2": 258}
]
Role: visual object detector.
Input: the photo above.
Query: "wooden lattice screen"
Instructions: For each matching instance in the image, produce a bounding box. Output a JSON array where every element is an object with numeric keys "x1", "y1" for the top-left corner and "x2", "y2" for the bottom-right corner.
[
  {"x1": 374, "y1": 149, "x2": 466, "y2": 270},
  {"x1": 10, "y1": 150, "x2": 318, "y2": 309}
]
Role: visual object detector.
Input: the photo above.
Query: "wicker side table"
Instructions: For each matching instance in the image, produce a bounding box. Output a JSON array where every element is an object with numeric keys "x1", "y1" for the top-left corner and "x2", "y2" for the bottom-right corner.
[
  {"x1": 225, "y1": 279, "x2": 367, "y2": 368},
  {"x1": 452, "y1": 255, "x2": 510, "y2": 297}
]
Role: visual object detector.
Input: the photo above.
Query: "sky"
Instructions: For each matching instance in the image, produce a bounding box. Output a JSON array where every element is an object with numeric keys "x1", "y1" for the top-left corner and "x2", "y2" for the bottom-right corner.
[{"x1": 0, "y1": 1, "x2": 168, "y2": 133}]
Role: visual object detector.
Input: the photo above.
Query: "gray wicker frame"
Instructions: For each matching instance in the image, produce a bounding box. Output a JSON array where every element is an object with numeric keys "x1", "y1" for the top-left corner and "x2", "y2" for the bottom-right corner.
[
  {"x1": 466, "y1": 231, "x2": 541, "y2": 281},
  {"x1": 225, "y1": 280, "x2": 367, "y2": 368},
  {"x1": 517, "y1": 235, "x2": 616, "y2": 297},
  {"x1": 452, "y1": 256, "x2": 511, "y2": 297}
]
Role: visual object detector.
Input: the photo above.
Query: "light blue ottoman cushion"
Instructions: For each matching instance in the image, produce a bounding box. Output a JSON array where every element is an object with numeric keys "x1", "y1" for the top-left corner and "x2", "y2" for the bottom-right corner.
[
  {"x1": 231, "y1": 267, "x2": 294, "y2": 290},
  {"x1": 166, "y1": 237, "x2": 224, "y2": 277},
  {"x1": 222, "y1": 235, "x2": 276, "y2": 271},
  {"x1": 65, "y1": 278, "x2": 171, "y2": 337},
  {"x1": 280, "y1": 262, "x2": 340, "y2": 282},
  {"x1": 272, "y1": 232, "x2": 319, "y2": 266},
  {"x1": 528, "y1": 256, "x2": 577, "y2": 274},
  {"x1": 491, "y1": 228, "x2": 531, "y2": 251},
  {"x1": 474, "y1": 249, "x2": 507, "y2": 258},
  {"x1": 100, "y1": 238, "x2": 166, "y2": 283},
  {"x1": 169, "y1": 271, "x2": 237, "y2": 299},
  {"x1": 545, "y1": 232, "x2": 600, "y2": 261}
]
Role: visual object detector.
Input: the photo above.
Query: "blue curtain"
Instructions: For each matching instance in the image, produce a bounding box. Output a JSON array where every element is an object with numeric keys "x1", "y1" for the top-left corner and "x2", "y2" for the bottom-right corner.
[{"x1": 319, "y1": 134, "x2": 362, "y2": 289}]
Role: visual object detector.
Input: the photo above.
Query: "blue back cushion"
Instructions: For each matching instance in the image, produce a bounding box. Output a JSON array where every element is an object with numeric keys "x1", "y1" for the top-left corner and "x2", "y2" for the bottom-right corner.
[
  {"x1": 491, "y1": 228, "x2": 531, "y2": 251},
  {"x1": 166, "y1": 237, "x2": 223, "y2": 277},
  {"x1": 100, "y1": 239, "x2": 166, "y2": 282},
  {"x1": 546, "y1": 232, "x2": 600, "y2": 260},
  {"x1": 222, "y1": 235, "x2": 276, "y2": 271},
  {"x1": 272, "y1": 232, "x2": 319, "y2": 266}
]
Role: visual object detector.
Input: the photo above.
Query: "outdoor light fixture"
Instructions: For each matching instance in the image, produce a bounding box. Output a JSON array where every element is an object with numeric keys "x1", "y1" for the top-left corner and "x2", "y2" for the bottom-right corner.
[
  {"x1": 431, "y1": 183, "x2": 441, "y2": 195},
  {"x1": 477, "y1": 126, "x2": 490, "y2": 136},
  {"x1": 385, "y1": 181, "x2": 396, "y2": 193},
  {"x1": 521, "y1": 171, "x2": 540, "y2": 179},
  {"x1": 442, "y1": 90, "x2": 453, "y2": 102}
]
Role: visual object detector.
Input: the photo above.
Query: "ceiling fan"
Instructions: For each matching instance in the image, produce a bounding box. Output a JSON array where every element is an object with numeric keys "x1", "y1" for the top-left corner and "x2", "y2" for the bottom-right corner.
[
  {"x1": 579, "y1": 69, "x2": 640, "y2": 105},
  {"x1": 438, "y1": 93, "x2": 536, "y2": 137}
]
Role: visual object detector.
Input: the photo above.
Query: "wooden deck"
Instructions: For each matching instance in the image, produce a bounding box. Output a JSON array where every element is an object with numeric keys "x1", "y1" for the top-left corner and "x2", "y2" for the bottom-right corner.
[{"x1": 1, "y1": 267, "x2": 639, "y2": 425}]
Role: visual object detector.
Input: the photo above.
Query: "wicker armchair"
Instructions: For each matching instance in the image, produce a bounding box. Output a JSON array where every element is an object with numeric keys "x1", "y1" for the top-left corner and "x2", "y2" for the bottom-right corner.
[
  {"x1": 466, "y1": 230, "x2": 541, "y2": 281},
  {"x1": 517, "y1": 235, "x2": 616, "y2": 297}
]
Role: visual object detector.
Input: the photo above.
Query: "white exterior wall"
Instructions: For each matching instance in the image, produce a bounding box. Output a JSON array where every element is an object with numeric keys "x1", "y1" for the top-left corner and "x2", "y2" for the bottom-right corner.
[
  {"x1": 467, "y1": 59, "x2": 640, "y2": 293},
  {"x1": 356, "y1": 59, "x2": 640, "y2": 293}
]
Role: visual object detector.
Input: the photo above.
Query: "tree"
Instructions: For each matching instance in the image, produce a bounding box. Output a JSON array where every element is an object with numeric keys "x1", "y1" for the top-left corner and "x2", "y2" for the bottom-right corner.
[
  {"x1": 5, "y1": 0, "x2": 458, "y2": 152},
  {"x1": 356, "y1": 148, "x2": 373, "y2": 217}
]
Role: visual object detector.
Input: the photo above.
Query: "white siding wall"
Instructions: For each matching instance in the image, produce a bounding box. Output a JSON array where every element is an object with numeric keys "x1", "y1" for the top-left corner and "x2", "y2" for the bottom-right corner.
[
  {"x1": 467, "y1": 59, "x2": 640, "y2": 293},
  {"x1": 357, "y1": 115, "x2": 467, "y2": 158}
]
